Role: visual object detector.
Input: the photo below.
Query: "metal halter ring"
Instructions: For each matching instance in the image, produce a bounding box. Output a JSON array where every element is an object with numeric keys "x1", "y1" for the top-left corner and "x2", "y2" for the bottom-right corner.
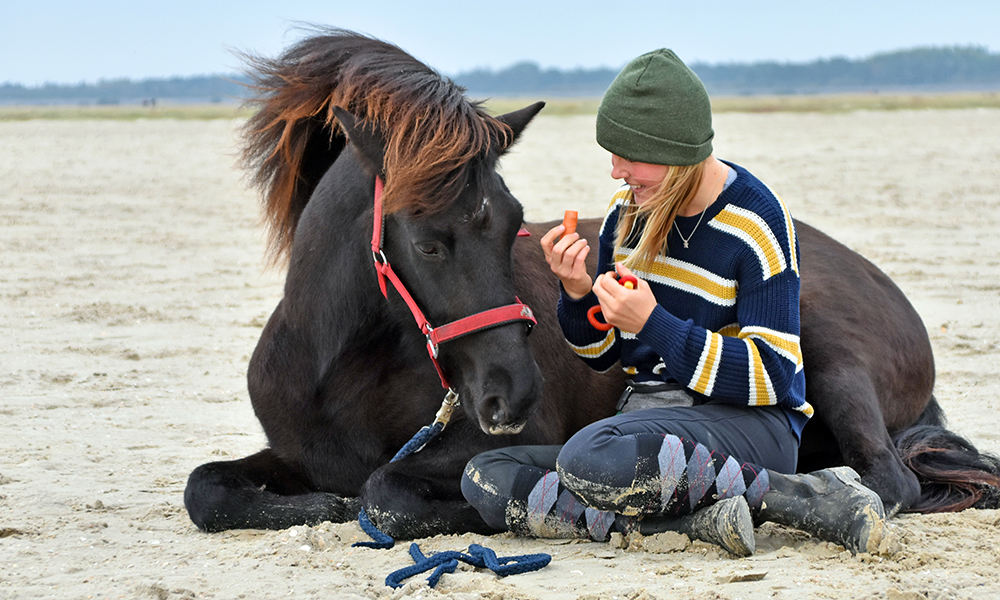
[{"x1": 425, "y1": 326, "x2": 439, "y2": 359}]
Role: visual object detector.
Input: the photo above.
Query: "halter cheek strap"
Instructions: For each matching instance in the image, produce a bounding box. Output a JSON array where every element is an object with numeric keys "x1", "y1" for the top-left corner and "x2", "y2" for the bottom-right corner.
[{"x1": 369, "y1": 176, "x2": 536, "y2": 390}]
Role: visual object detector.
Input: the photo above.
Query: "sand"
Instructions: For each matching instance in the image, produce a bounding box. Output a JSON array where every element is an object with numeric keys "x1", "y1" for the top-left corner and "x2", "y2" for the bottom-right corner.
[{"x1": 2, "y1": 109, "x2": 999, "y2": 600}]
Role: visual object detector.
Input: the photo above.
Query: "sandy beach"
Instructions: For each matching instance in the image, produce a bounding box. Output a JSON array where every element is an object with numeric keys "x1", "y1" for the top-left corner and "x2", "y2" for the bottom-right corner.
[{"x1": 2, "y1": 108, "x2": 999, "y2": 599}]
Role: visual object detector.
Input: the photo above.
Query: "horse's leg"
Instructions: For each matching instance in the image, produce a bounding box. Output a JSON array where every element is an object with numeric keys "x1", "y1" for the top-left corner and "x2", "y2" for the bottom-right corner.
[
  {"x1": 184, "y1": 449, "x2": 360, "y2": 532},
  {"x1": 185, "y1": 303, "x2": 371, "y2": 533},
  {"x1": 359, "y1": 425, "x2": 500, "y2": 538},
  {"x1": 806, "y1": 367, "x2": 921, "y2": 516}
]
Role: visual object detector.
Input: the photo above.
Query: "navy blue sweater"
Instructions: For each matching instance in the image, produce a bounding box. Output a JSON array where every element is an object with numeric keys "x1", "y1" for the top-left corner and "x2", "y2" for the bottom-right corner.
[{"x1": 558, "y1": 161, "x2": 812, "y2": 439}]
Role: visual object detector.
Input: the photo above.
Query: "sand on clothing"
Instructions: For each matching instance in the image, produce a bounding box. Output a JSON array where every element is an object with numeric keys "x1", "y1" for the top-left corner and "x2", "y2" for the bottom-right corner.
[{"x1": 2, "y1": 109, "x2": 999, "y2": 600}]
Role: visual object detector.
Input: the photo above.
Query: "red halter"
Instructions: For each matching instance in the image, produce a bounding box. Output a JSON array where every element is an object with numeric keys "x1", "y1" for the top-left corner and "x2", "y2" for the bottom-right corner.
[{"x1": 370, "y1": 176, "x2": 536, "y2": 390}]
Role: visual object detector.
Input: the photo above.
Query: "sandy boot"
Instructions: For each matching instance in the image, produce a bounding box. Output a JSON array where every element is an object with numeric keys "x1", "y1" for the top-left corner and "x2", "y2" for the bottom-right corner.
[
  {"x1": 630, "y1": 496, "x2": 756, "y2": 557},
  {"x1": 757, "y1": 467, "x2": 886, "y2": 554}
]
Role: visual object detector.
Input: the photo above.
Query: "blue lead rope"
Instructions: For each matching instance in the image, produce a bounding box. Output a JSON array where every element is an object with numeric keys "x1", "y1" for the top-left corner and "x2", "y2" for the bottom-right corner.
[
  {"x1": 351, "y1": 392, "x2": 551, "y2": 588},
  {"x1": 385, "y1": 543, "x2": 552, "y2": 589},
  {"x1": 353, "y1": 421, "x2": 444, "y2": 550},
  {"x1": 354, "y1": 507, "x2": 395, "y2": 549}
]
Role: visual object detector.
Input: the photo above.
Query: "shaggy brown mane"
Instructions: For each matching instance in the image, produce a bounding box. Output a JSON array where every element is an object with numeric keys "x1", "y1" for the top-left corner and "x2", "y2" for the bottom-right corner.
[{"x1": 240, "y1": 28, "x2": 514, "y2": 263}]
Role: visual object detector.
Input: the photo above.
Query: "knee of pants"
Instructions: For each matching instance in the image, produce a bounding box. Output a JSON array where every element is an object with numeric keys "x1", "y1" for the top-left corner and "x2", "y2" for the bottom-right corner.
[
  {"x1": 556, "y1": 419, "x2": 640, "y2": 498},
  {"x1": 461, "y1": 452, "x2": 513, "y2": 531}
]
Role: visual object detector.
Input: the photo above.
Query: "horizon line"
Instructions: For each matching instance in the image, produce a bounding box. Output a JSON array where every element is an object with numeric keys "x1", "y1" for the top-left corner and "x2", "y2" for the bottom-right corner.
[{"x1": 3, "y1": 43, "x2": 995, "y2": 89}]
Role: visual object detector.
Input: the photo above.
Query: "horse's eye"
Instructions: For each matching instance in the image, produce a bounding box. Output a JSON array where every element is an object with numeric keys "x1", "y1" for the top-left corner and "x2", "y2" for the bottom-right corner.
[{"x1": 416, "y1": 241, "x2": 444, "y2": 260}]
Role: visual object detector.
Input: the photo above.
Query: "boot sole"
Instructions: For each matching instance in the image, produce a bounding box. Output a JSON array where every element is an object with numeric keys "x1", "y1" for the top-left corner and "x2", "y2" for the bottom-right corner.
[
  {"x1": 639, "y1": 496, "x2": 755, "y2": 557},
  {"x1": 828, "y1": 467, "x2": 887, "y2": 553},
  {"x1": 711, "y1": 496, "x2": 756, "y2": 557}
]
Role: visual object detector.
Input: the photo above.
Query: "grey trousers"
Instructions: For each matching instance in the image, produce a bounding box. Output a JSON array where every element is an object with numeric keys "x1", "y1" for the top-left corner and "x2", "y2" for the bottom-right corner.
[{"x1": 462, "y1": 401, "x2": 797, "y2": 538}]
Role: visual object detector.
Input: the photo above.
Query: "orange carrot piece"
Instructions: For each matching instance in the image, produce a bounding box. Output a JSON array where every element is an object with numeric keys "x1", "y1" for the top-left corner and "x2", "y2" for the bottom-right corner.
[{"x1": 562, "y1": 210, "x2": 578, "y2": 235}]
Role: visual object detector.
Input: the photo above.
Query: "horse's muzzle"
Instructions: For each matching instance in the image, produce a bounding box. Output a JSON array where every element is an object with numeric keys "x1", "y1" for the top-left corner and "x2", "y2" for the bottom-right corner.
[{"x1": 477, "y1": 393, "x2": 530, "y2": 436}]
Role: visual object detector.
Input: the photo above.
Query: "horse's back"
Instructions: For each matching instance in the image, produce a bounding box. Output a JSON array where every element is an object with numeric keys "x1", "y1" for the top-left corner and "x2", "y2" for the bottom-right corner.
[
  {"x1": 796, "y1": 220, "x2": 935, "y2": 431},
  {"x1": 796, "y1": 219, "x2": 935, "y2": 507}
]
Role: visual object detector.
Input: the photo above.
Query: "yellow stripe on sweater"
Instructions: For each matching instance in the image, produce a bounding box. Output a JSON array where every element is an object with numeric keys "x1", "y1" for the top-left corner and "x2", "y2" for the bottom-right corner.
[
  {"x1": 718, "y1": 323, "x2": 741, "y2": 338},
  {"x1": 745, "y1": 338, "x2": 777, "y2": 406},
  {"x1": 600, "y1": 186, "x2": 634, "y2": 238},
  {"x1": 710, "y1": 206, "x2": 787, "y2": 279},
  {"x1": 568, "y1": 329, "x2": 617, "y2": 359},
  {"x1": 740, "y1": 326, "x2": 804, "y2": 372},
  {"x1": 615, "y1": 249, "x2": 737, "y2": 307},
  {"x1": 778, "y1": 197, "x2": 799, "y2": 276},
  {"x1": 756, "y1": 181, "x2": 800, "y2": 278},
  {"x1": 689, "y1": 330, "x2": 723, "y2": 395}
]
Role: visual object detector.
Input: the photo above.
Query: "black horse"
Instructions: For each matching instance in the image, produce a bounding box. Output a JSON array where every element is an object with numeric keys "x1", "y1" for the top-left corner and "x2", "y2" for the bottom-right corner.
[{"x1": 184, "y1": 29, "x2": 1000, "y2": 539}]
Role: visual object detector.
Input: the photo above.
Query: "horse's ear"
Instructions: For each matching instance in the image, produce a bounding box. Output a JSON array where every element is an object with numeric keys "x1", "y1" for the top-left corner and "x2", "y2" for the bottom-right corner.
[
  {"x1": 332, "y1": 106, "x2": 386, "y2": 175},
  {"x1": 494, "y1": 101, "x2": 545, "y2": 153}
]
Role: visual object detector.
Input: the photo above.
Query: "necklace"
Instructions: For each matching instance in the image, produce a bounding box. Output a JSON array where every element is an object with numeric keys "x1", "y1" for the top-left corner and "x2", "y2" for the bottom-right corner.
[{"x1": 673, "y1": 165, "x2": 727, "y2": 249}]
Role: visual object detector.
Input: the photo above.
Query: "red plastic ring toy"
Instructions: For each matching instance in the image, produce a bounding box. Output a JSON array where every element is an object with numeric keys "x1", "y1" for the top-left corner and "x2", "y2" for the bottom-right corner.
[
  {"x1": 587, "y1": 304, "x2": 613, "y2": 331},
  {"x1": 586, "y1": 275, "x2": 639, "y2": 330}
]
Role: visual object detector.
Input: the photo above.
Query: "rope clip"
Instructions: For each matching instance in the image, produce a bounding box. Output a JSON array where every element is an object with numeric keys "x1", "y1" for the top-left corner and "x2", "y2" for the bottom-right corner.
[{"x1": 433, "y1": 388, "x2": 461, "y2": 428}]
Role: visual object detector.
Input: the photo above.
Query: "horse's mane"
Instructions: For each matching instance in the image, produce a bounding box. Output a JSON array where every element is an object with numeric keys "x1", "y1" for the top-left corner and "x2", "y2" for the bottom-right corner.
[{"x1": 240, "y1": 27, "x2": 513, "y2": 263}]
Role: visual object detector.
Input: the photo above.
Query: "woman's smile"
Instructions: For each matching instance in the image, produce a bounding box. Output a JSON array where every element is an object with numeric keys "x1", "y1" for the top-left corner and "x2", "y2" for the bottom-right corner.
[{"x1": 611, "y1": 155, "x2": 668, "y2": 205}]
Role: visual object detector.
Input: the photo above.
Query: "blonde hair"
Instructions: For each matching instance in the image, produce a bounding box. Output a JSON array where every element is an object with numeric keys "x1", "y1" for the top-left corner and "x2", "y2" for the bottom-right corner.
[{"x1": 615, "y1": 159, "x2": 708, "y2": 271}]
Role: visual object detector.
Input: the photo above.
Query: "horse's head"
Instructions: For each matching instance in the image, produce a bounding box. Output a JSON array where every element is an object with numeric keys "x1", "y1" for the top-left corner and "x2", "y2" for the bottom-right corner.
[{"x1": 334, "y1": 102, "x2": 546, "y2": 435}]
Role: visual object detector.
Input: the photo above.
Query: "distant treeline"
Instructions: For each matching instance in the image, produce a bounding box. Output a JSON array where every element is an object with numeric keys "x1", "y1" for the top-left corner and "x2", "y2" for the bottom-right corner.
[
  {"x1": 458, "y1": 46, "x2": 1000, "y2": 96},
  {"x1": 696, "y1": 45, "x2": 1000, "y2": 95},
  {"x1": 0, "y1": 75, "x2": 249, "y2": 105},
  {"x1": 3, "y1": 46, "x2": 999, "y2": 105}
]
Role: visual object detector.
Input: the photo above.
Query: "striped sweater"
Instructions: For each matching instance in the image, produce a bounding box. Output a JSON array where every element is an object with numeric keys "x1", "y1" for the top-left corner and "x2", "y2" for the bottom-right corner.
[{"x1": 557, "y1": 161, "x2": 813, "y2": 439}]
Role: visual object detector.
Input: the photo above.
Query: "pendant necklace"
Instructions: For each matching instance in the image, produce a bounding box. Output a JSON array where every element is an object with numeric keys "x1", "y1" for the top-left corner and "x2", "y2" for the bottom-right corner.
[
  {"x1": 673, "y1": 165, "x2": 726, "y2": 249},
  {"x1": 673, "y1": 201, "x2": 710, "y2": 249}
]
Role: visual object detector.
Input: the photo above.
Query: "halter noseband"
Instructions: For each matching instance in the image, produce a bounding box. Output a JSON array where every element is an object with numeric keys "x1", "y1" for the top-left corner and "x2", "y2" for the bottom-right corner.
[{"x1": 369, "y1": 176, "x2": 536, "y2": 392}]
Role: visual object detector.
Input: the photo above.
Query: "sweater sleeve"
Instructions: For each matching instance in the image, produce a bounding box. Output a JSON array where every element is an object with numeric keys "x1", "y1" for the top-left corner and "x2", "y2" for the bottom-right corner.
[
  {"x1": 555, "y1": 197, "x2": 626, "y2": 373},
  {"x1": 557, "y1": 289, "x2": 621, "y2": 373}
]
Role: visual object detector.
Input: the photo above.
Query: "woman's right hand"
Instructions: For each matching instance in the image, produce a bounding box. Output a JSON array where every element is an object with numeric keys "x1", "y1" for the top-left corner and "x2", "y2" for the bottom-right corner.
[{"x1": 540, "y1": 224, "x2": 592, "y2": 299}]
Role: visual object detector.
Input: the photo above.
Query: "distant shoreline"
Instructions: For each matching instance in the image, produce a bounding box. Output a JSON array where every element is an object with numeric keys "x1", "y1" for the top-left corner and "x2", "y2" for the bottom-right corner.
[
  {"x1": 4, "y1": 45, "x2": 999, "y2": 110},
  {"x1": 3, "y1": 91, "x2": 999, "y2": 121}
]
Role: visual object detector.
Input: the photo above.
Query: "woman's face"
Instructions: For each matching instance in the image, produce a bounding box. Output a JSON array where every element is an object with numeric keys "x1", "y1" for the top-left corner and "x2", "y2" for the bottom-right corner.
[{"x1": 610, "y1": 155, "x2": 668, "y2": 205}]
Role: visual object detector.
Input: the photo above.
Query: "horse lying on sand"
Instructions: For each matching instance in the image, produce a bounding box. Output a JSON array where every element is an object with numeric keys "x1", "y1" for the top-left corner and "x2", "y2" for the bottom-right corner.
[{"x1": 184, "y1": 28, "x2": 1000, "y2": 541}]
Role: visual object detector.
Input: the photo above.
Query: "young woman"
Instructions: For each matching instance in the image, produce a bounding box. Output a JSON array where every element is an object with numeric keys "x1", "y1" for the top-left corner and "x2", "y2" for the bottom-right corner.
[{"x1": 461, "y1": 49, "x2": 888, "y2": 556}]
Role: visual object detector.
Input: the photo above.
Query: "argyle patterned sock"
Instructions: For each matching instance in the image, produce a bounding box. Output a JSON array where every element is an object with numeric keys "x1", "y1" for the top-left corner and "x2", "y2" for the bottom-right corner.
[
  {"x1": 641, "y1": 433, "x2": 770, "y2": 517},
  {"x1": 507, "y1": 468, "x2": 616, "y2": 541},
  {"x1": 556, "y1": 433, "x2": 771, "y2": 518},
  {"x1": 467, "y1": 435, "x2": 771, "y2": 541}
]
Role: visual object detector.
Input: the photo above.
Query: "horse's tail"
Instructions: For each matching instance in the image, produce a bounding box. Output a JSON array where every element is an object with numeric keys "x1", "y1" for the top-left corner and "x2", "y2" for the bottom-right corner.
[{"x1": 893, "y1": 396, "x2": 1000, "y2": 512}]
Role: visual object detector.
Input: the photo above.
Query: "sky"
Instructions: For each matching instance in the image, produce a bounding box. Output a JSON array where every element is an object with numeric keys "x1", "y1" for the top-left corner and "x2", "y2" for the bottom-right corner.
[{"x1": 4, "y1": 1, "x2": 999, "y2": 86}]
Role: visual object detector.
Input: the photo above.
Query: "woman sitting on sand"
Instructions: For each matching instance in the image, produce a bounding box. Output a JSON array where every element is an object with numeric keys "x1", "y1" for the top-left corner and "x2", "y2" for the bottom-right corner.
[{"x1": 461, "y1": 48, "x2": 887, "y2": 556}]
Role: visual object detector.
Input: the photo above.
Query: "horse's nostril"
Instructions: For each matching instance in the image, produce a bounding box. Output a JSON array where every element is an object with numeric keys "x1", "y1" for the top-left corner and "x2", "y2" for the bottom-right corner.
[
  {"x1": 478, "y1": 395, "x2": 525, "y2": 435},
  {"x1": 479, "y1": 396, "x2": 525, "y2": 435},
  {"x1": 485, "y1": 396, "x2": 507, "y2": 425}
]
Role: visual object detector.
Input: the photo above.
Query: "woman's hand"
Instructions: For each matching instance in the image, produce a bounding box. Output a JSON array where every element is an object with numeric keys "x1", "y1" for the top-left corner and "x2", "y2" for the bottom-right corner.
[
  {"x1": 540, "y1": 224, "x2": 592, "y2": 299},
  {"x1": 592, "y1": 263, "x2": 658, "y2": 333}
]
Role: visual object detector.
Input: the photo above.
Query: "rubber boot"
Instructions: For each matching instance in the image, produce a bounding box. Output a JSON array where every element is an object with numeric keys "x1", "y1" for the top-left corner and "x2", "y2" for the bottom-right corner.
[
  {"x1": 627, "y1": 496, "x2": 756, "y2": 557},
  {"x1": 757, "y1": 467, "x2": 886, "y2": 554}
]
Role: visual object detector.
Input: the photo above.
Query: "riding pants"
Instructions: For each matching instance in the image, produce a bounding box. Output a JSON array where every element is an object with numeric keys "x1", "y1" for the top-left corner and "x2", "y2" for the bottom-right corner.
[{"x1": 461, "y1": 401, "x2": 798, "y2": 540}]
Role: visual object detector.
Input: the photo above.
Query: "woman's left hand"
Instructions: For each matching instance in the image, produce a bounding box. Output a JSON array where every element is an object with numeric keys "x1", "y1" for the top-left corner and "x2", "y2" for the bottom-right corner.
[{"x1": 592, "y1": 263, "x2": 658, "y2": 334}]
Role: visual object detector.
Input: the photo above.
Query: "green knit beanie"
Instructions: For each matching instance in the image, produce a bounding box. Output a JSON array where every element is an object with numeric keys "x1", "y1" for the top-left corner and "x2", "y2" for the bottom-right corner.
[{"x1": 596, "y1": 49, "x2": 714, "y2": 166}]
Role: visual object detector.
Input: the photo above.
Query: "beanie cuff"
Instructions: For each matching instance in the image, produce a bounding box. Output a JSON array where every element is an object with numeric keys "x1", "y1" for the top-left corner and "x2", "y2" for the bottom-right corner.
[{"x1": 597, "y1": 111, "x2": 713, "y2": 166}]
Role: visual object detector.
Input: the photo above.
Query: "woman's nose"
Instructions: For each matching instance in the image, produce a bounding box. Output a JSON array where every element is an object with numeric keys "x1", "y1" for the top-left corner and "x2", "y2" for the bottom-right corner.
[{"x1": 611, "y1": 155, "x2": 630, "y2": 179}]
